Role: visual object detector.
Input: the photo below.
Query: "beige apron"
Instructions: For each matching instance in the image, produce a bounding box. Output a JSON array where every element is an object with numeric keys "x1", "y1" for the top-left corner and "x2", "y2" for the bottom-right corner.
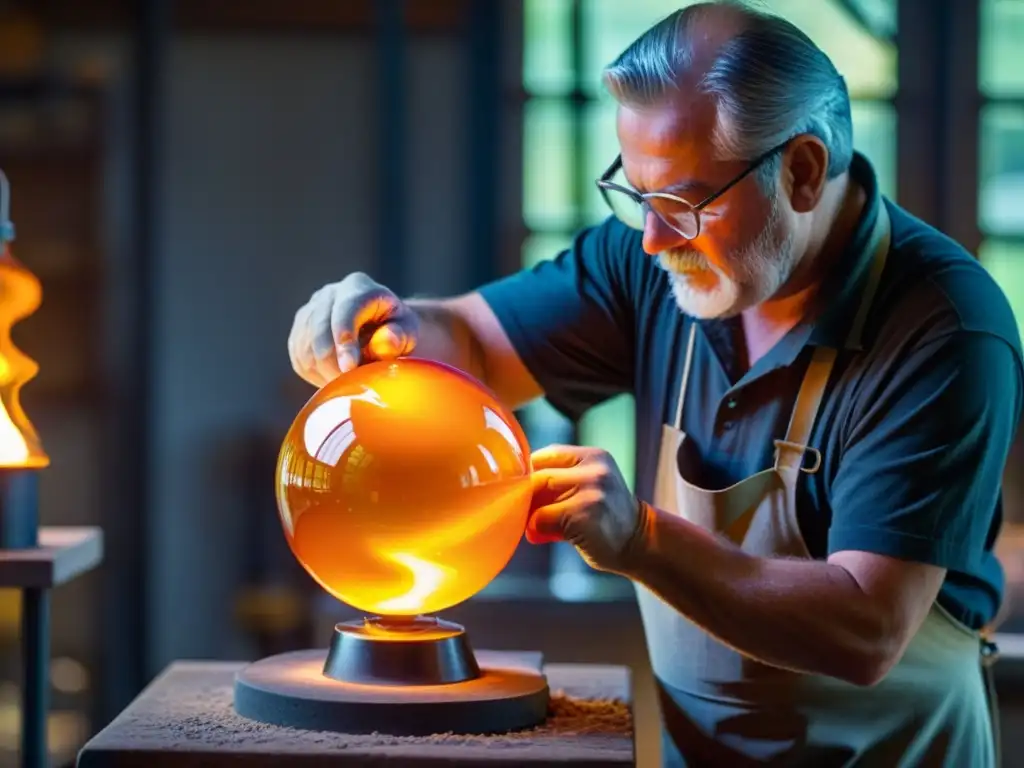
[{"x1": 636, "y1": 207, "x2": 999, "y2": 767}]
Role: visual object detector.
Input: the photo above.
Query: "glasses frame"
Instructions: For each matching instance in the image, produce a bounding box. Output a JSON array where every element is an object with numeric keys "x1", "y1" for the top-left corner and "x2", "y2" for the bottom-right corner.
[{"x1": 595, "y1": 140, "x2": 790, "y2": 240}]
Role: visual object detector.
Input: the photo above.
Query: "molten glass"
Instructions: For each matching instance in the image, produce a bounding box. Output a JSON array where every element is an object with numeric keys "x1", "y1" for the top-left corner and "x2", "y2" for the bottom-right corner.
[
  {"x1": 0, "y1": 182, "x2": 47, "y2": 469},
  {"x1": 276, "y1": 358, "x2": 532, "y2": 616}
]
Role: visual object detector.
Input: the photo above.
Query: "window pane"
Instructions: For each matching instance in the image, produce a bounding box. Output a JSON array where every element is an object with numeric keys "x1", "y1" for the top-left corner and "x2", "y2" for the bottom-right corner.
[
  {"x1": 979, "y1": 239, "x2": 1024, "y2": 343},
  {"x1": 851, "y1": 101, "x2": 896, "y2": 200},
  {"x1": 578, "y1": 394, "x2": 637, "y2": 493},
  {"x1": 980, "y1": 0, "x2": 1024, "y2": 97},
  {"x1": 767, "y1": 0, "x2": 896, "y2": 98},
  {"x1": 583, "y1": 0, "x2": 895, "y2": 99},
  {"x1": 523, "y1": 100, "x2": 575, "y2": 231},
  {"x1": 582, "y1": 0, "x2": 683, "y2": 95},
  {"x1": 523, "y1": 0, "x2": 574, "y2": 96},
  {"x1": 980, "y1": 105, "x2": 1024, "y2": 238},
  {"x1": 584, "y1": 97, "x2": 619, "y2": 225}
]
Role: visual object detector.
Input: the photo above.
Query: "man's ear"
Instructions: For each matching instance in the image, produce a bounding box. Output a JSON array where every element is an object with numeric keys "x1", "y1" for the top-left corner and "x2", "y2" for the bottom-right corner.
[{"x1": 781, "y1": 135, "x2": 831, "y2": 213}]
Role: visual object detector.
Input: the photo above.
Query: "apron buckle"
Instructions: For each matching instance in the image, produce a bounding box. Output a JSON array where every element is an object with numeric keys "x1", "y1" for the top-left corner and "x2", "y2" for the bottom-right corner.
[
  {"x1": 981, "y1": 638, "x2": 1000, "y2": 668},
  {"x1": 773, "y1": 440, "x2": 822, "y2": 474}
]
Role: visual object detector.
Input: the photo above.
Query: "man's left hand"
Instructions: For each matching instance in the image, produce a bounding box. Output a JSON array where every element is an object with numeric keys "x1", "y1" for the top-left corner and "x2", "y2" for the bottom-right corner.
[{"x1": 526, "y1": 444, "x2": 648, "y2": 574}]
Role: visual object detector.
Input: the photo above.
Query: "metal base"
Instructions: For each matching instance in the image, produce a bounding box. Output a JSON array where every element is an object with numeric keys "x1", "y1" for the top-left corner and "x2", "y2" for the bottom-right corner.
[
  {"x1": 0, "y1": 470, "x2": 37, "y2": 549},
  {"x1": 234, "y1": 634, "x2": 550, "y2": 736},
  {"x1": 323, "y1": 615, "x2": 480, "y2": 685}
]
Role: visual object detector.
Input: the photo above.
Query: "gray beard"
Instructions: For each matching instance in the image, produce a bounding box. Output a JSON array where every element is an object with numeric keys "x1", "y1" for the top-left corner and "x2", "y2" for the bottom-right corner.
[{"x1": 657, "y1": 197, "x2": 796, "y2": 319}]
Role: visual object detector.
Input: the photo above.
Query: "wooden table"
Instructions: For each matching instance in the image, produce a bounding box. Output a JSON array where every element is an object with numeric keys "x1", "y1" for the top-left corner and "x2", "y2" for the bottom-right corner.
[{"x1": 77, "y1": 658, "x2": 636, "y2": 766}]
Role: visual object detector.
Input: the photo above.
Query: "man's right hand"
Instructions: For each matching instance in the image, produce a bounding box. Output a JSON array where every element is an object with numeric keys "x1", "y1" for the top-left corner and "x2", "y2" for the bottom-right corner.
[{"x1": 287, "y1": 272, "x2": 420, "y2": 388}]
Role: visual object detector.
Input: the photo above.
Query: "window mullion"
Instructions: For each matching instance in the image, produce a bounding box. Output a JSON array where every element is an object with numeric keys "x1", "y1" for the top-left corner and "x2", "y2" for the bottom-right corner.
[{"x1": 943, "y1": 0, "x2": 982, "y2": 255}]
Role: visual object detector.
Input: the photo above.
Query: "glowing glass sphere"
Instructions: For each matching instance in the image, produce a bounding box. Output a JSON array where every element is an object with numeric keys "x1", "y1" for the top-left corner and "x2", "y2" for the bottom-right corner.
[{"x1": 275, "y1": 358, "x2": 533, "y2": 617}]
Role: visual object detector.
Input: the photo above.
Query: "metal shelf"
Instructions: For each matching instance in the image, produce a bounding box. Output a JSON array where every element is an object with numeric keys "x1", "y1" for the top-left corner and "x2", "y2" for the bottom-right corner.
[
  {"x1": 0, "y1": 526, "x2": 104, "y2": 768},
  {"x1": 0, "y1": 527, "x2": 103, "y2": 589}
]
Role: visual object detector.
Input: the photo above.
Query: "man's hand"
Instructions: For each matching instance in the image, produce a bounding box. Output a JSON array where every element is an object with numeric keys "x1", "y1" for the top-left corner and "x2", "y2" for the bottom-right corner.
[
  {"x1": 288, "y1": 272, "x2": 420, "y2": 387},
  {"x1": 526, "y1": 445, "x2": 648, "y2": 574}
]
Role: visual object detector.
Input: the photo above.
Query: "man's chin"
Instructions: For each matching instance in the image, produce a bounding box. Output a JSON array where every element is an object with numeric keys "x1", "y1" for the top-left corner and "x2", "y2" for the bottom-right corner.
[
  {"x1": 668, "y1": 277, "x2": 741, "y2": 320},
  {"x1": 676, "y1": 300, "x2": 743, "y2": 320}
]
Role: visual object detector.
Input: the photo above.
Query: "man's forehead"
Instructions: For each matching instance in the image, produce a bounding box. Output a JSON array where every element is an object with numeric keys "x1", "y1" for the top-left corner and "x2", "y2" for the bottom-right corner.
[
  {"x1": 616, "y1": 95, "x2": 717, "y2": 150},
  {"x1": 615, "y1": 98, "x2": 722, "y2": 193}
]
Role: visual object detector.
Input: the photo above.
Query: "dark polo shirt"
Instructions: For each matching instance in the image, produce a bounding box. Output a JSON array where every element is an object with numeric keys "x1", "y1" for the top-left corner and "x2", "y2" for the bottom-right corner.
[{"x1": 478, "y1": 153, "x2": 1024, "y2": 630}]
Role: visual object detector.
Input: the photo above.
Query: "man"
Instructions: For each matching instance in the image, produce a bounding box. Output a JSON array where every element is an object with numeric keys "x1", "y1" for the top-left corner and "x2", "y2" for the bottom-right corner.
[{"x1": 288, "y1": 2, "x2": 1022, "y2": 765}]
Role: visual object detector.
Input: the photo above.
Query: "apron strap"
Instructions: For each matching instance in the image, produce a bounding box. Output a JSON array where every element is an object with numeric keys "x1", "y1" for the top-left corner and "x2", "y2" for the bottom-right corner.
[
  {"x1": 672, "y1": 323, "x2": 698, "y2": 430},
  {"x1": 775, "y1": 346, "x2": 837, "y2": 472},
  {"x1": 775, "y1": 204, "x2": 892, "y2": 472},
  {"x1": 844, "y1": 207, "x2": 893, "y2": 351}
]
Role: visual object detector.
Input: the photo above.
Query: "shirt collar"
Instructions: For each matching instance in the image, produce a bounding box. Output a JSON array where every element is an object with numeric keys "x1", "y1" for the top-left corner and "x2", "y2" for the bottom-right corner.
[{"x1": 694, "y1": 152, "x2": 886, "y2": 384}]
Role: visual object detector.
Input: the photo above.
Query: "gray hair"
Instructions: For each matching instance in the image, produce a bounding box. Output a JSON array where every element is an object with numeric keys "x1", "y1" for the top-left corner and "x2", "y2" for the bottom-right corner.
[{"x1": 602, "y1": 1, "x2": 853, "y2": 192}]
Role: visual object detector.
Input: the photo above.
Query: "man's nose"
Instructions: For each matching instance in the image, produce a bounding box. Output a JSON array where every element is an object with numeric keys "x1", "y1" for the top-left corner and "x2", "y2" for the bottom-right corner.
[{"x1": 642, "y1": 210, "x2": 689, "y2": 255}]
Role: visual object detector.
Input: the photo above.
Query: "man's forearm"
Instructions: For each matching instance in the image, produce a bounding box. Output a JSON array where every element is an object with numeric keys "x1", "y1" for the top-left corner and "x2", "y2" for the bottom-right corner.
[
  {"x1": 623, "y1": 504, "x2": 899, "y2": 686},
  {"x1": 405, "y1": 298, "x2": 487, "y2": 382}
]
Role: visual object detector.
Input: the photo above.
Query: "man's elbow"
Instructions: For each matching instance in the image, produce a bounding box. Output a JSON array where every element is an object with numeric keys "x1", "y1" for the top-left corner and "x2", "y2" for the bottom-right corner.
[
  {"x1": 822, "y1": 552, "x2": 945, "y2": 688},
  {"x1": 831, "y1": 629, "x2": 906, "y2": 687},
  {"x1": 838, "y1": 650, "x2": 898, "y2": 687}
]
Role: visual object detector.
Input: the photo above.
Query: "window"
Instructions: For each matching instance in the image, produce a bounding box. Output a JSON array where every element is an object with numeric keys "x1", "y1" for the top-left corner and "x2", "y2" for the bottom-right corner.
[
  {"x1": 521, "y1": 0, "x2": 898, "y2": 600},
  {"x1": 980, "y1": 0, "x2": 1024, "y2": 632},
  {"x1": 978, "y1": 0, "x2": 1024, "y2": 342}
]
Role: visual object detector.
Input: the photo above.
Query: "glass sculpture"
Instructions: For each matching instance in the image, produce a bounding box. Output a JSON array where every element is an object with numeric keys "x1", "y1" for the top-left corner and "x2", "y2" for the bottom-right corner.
[{"x1": 276, "y1": 358, "x2": 532, "y2": 617}]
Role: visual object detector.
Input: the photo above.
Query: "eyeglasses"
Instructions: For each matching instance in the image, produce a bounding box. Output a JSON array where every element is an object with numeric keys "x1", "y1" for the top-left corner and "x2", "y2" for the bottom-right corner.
[{"x1": 595, "y1": 141, "x2": 790, "y2": 240}]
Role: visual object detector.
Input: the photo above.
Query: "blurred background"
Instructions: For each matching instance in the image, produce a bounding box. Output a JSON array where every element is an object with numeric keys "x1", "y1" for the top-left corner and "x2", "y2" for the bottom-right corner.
[{"x1": 0, "y1": 0, "x2": 1020, "y2": 765}]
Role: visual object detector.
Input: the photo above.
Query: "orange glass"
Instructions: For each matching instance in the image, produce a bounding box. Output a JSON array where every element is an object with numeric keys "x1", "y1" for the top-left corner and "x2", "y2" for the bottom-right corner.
[
  {"x1": 276, "y1": 358, "x2": 532, "y2": 617},
  {"x1": 0, "y1": 245, "x2": 48, "y2": 469}
]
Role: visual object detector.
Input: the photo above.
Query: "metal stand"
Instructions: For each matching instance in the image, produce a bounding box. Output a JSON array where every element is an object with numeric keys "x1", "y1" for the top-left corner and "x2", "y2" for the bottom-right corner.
[
  {"x1": 234, "y1": 647, "x2": 549, "y2": 737},
  {"x1": 0, "y1": 468, "x2": 103, "y2": 768},
  {"x1": 21, "y1": 588, "x2": 48, "y2": 768},
  {"x1": 323, "y1": 615, "x2": 480, "y2": 686},
  {"x1": 0, "y1": 472, "x2": 38, "y2": 550},
  {"x1": 0, "y1": 471, "x2": 43, "y2": 768}
]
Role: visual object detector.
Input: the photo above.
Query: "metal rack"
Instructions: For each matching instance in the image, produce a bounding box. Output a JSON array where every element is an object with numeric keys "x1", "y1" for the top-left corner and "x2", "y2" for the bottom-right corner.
[{"x1": 0, "y1": 475, "x2": 102, "y2": 768}]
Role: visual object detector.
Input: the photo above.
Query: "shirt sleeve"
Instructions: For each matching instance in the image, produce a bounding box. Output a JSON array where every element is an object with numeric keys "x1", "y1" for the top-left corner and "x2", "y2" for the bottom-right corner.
[
  {"x1": 828, "y1": 330, "x2": 1023, "y2": 571},
  {"x1": 476, "y1": 217, "x2": 643, "y2": 420}
]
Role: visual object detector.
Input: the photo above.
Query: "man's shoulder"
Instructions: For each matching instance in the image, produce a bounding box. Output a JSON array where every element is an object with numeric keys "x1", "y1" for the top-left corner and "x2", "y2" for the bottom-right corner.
[{"x1": 872, "y1": 199, "x2": 1022, "y2": 355}]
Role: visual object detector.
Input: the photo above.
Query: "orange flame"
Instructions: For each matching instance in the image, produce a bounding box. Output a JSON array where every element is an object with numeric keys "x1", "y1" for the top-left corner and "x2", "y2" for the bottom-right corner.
[{"x1": 0, "y1": 171, "x2": 48, "y2": 469}]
